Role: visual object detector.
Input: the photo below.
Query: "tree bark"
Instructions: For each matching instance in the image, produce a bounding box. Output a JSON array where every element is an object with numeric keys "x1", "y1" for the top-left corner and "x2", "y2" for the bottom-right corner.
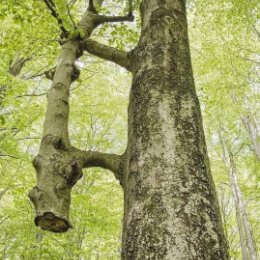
[
  {"x1": 28, "y1": 0, "x2": 135, "y2": 232},
  {"x1": 121, "y1": 1, "x2": 229, "y2": 259},
  {"x1": 29, "y1": 0, "x2": 230, "y2": 258}
]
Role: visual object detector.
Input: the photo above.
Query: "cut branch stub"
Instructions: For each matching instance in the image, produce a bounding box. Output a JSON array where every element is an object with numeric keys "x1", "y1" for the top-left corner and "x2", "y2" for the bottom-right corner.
[
  {"x1": 29, "y1": 155, "x2": 82, "y2": 233},
  {"x1": 29, "y1": 186, "x2": 72, "y2": 232}
]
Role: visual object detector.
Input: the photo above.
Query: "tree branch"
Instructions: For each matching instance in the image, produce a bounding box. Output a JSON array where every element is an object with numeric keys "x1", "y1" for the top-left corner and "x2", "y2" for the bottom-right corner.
[
  {"x1": 0, "y1": 188, "x2": 8, "y2": 201},
  {"x1": 84, "y1": 151, "x2": 121, "y2": 172},
  {"x1": 66, "y1": 1, "x2": 76, "y2": 29},
  {"x1": 0, "y1": 153, "x2": 19, "y2": 159},
  {"x1": 88, "y1": 0, "x2": 97, "y2": 13},
  {"x1": 73, "y1": 148, "x2": 124, "y2": 182},
  {"x1": 95, "y1": 13, "x2": 134, "y2": 25},
  {"x1": 128, "y1": 0, "x2": 133, "y2": 16},
  {"x1": 82, "y1": 39, "x2": 132, "y2": 71},
  {"x1": 1, "y1": 57, "x2": 29, "y2": 106},
  {"x1": 21, "y1": 66, "x2": 56, "y2": 80},
  {"x1": 43, "y1": 0, "x2": 69, "y2": 37},
  {"x1": 15, "y1": 93, "x2": 47, "y2": 98},
  {"x1": 9, "y1": 57, "x2": 30, "y2": 76}
]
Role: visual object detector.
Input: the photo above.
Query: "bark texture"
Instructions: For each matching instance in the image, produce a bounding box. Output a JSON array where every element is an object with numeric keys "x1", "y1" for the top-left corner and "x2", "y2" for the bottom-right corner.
[
  {"x1": 29, "y1": 0, "x2": 134, "y2": 232},
  {"x1": 121, "y1": 1, "x2": 229, "y2": 259}
]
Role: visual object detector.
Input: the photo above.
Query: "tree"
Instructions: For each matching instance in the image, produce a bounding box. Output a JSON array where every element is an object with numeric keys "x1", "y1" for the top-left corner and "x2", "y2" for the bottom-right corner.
[
  {"x1": 189, "y1": 0, "x2": 259, "y2": 258},
  {"x1": 219, "y1": 132, "x2": 257, "y2": 260},
  {"x1": 11, "y1": 0, "x2": 230, "y2": 259}
]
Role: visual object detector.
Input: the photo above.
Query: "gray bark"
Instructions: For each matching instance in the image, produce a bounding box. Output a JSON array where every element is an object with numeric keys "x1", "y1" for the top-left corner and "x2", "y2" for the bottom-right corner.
[
  {"x1": 120, "y1": 1, "x2": 229, "y2": 259},
  {"x1": 29, "y1": 0, "x2": 131, "y2": 233},
  {"x1": 29, "y1": 0, "x2": 230, "y2": 259}
]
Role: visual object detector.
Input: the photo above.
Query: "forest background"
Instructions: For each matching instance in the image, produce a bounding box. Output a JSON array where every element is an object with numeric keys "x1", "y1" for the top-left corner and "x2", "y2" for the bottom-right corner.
[{"x1": 0, "y1": 0, "x2": 259, "y2": 259}]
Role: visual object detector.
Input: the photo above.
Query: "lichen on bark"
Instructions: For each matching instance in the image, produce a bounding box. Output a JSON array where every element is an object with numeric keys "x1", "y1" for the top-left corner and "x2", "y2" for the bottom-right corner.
[{"x1": 121, "y1": 1, "x2": 230, "y2": 259}]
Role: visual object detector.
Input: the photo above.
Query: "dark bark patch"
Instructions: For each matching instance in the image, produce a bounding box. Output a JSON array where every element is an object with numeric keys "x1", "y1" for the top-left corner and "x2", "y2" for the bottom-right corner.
[
  {"x1": 71, "y1": 65, "x2": 80, "y2": 82},
  {"x1": 41, "y1": 134, "x2": 68, "y2": 150},
  {"x1": 54, "y1": 138, "x2": 66, "y2": 150},
  {"x1": 35, "y1": 212, "x2": 72, "y2": 233},
  {"x1": 63, "y1": 160, "x2": 83, "y2": 186}
]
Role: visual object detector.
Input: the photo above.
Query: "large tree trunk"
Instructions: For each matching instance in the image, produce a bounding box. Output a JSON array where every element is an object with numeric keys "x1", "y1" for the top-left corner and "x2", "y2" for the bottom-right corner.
[
  {"x1": 121, "y1": 1, "x2": 229, "y2": 259},
  {"x1": 29, "y1": 0, "x2": 230, "y2": 259}
]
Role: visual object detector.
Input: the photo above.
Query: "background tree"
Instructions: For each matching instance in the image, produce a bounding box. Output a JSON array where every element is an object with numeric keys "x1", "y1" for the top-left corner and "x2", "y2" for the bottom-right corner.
[{"x1": 190, "y1": 0, "x2": 259, "y2": 258}]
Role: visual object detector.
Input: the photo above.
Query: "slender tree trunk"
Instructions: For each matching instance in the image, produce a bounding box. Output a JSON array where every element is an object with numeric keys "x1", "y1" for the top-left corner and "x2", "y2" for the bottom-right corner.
[
  {"x1": 219, "y1": 132, "x2": 257, "y2": 260},
  {"x1": 230, "y1": 153, "x2": 258, "y2": 260},
  {"x1": 29, "y1": 0, "x2": 230, "y2": 259},
  {"x1": 232, "y1": 95, "x2": 260, "y2": 161},
  {"x1": 241, "y1": 115, "x2": 260, "y2": 161}
]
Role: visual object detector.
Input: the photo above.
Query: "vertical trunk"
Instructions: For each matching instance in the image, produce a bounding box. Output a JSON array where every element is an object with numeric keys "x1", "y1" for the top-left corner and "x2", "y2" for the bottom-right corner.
[
  {"x1": 219, "y1": 133, "x2": 257, "y2": 260},
  {"x1": 28, "y1": 3, "x2": 104, "y2": 232},
  {"x1": 28, "y1": 39, "x2": 82, "y2": 232},
  {"x1": 122, "y1": 1, "x2": 229, "y2": 259},
  {"x1": 219, "y1": 133, "x2": 248, "y2": 259},
  {"x1": 229, "y1": 153, "x2": 257, "y2": 260},
  {"x1": 241, "y1": 115, "x2": 260, "y2": 161}
]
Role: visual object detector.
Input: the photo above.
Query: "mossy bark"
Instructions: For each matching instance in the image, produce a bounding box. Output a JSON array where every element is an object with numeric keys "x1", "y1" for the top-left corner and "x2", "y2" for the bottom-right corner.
[{"x1": 121, "y1": 1, "x2": 230, "y2": 259}]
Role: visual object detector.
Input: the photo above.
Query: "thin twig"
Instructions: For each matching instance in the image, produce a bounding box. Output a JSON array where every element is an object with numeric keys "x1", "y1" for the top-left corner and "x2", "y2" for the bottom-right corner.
[
  {"x1": 0, "y1": 153, "x2": 19, "y2": 159},
  {"x1": 66, "y1": 0, "x2": 76, "y2": 29},
  {"x1": 43, "y1": 0, "x2": 69, "y2": 36},
  {"x1": 15, "y1": 93, "x2": 47, "y2": 98}
]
